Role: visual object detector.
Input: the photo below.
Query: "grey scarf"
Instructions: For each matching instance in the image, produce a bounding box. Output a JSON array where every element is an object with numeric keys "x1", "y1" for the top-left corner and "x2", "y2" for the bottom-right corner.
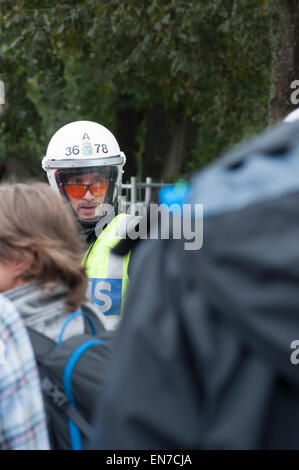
[{"x1": 4, "y1": 282, "x2": 84, "y2": 342}]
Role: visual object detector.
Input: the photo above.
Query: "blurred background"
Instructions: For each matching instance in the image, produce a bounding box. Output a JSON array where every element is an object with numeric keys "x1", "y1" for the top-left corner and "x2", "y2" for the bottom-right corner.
[{"x1": 0, "y1": 0, "x2": 296, "y2": 183}]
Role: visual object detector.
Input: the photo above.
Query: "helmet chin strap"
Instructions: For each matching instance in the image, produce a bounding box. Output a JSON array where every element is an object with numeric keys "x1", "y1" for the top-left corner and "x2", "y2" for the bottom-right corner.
[
  {"x1": 94, "y1": 203, "x2": 118, "y2": 238},
  {"x1": 93, "y1": 182, "x2": 119, "y2": 236}
]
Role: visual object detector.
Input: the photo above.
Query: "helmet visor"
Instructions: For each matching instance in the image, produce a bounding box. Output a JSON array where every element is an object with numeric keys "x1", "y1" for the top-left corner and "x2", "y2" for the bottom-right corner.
[{"x1": 55, "y1": 166, "x2": 119, "y2": 222}]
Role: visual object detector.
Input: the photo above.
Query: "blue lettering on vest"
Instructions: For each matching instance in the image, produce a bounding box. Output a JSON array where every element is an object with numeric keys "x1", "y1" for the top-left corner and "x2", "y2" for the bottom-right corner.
[{"x1": 89, "y1": 278, "x2": 122, "y2": 316}]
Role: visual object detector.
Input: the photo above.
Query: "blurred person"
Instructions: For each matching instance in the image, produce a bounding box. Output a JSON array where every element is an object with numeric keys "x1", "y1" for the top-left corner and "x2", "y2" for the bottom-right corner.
[
  {"x1": 42, "y1": 121, "x2": 139, "y2": 330},
  {"x1": 0, "y1": 294, "x2": 50, "y2": 450},
  {"x1": 92, "y1": 118, "x2": 299, "y2": 449},
  {"x1": 0, "y1": 181, "x2": 98, "y2": 342},
  {"x1": 0, "y1": 181, "x2": 110, "y2": 450}
]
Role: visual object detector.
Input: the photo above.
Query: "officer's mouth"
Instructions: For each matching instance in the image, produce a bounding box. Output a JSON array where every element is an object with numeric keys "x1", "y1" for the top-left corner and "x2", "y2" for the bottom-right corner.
[{"x1": 79, "y1": 205, "x2": 97, "y2": 215}]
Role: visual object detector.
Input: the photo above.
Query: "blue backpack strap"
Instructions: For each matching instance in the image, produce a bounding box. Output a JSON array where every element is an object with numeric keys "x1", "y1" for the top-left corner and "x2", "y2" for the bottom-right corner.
[
  {"x1": 57, "y1": 310, "x2": 97, "y2": 345},
  {"x1": 63, "y1": 339, "x2": 103, "y2": 450},
  {"x1": 41, "y1": 377, "x2": 93, "y2": 439}
]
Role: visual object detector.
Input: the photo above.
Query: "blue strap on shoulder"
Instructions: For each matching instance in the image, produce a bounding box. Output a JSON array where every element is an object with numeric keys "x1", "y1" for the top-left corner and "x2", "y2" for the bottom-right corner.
[
  {"x1": 63, "y1": 339, "x2": 104, "y2": 450},
  {"x1": 57, "y1": 310, "x2": 97, "y2": 345}
]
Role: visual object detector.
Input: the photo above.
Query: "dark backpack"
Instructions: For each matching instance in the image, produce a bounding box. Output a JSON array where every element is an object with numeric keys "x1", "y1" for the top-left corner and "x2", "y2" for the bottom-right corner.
[{"x1": 27, "y1": 305, "x2": 115, "y2": 450}]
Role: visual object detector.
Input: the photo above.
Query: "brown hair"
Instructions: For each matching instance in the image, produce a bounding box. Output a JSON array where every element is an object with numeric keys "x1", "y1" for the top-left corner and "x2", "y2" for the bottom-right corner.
[{"x1": 0, "y1": 181, "x2": 87, "y2": 311}]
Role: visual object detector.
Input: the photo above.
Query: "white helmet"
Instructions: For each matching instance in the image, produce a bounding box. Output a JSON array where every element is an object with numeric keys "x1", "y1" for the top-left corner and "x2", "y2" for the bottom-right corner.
[
  {"x1": 42, "y1": 120, "x2": 126, "y2": 223},
  {"x1": 284, "y1": 108, "x2": 299, "y2": 123}
]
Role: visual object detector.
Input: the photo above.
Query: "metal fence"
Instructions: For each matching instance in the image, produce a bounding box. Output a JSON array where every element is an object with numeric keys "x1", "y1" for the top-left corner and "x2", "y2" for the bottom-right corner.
[{"x1": 120, "y1": 176, "x2": 172, "y2": 209}]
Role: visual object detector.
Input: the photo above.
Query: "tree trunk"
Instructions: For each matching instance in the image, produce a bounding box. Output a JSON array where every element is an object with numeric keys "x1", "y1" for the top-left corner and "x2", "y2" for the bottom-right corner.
[
  {"x1": 143, "y1": 107, "x2": 172, "y2": 179},
  {"x1": 115, "y1": 95, "x2": 144, "y2": 181},
  {"x1": 143, "y1": 107, "x2": 197, "y2": 180},
  {"x1": 269, "y1": 0, "x2": 299, "y2": 123}
]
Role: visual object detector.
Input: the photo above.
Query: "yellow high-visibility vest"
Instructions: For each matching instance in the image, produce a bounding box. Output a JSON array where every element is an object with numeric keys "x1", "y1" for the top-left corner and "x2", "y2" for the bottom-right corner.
[{"x1": 83, "y1": 213, "x2": 138, "y2": 330}]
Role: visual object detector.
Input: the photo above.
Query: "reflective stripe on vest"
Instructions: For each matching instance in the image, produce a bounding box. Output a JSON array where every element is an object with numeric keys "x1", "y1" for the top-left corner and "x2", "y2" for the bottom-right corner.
[{"x1": 83, "y1": 214, "x2": 139, "y2": 329}]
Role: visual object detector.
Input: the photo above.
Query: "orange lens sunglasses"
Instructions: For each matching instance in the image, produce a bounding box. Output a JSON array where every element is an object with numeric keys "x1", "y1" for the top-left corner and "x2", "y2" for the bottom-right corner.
[{"x1": 64, "y1": 181, "x2": 109, "y2": 199}]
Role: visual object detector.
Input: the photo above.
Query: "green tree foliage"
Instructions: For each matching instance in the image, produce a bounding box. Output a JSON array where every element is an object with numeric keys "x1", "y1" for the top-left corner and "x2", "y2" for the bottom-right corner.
[{"x1": 0, "y1": 0, "x2": 271, "y2": 179}]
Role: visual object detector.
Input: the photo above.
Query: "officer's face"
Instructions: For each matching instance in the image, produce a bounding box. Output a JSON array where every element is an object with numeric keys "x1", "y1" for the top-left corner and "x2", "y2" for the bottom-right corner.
[{"x1": 64, "y1": 173, "x2": 108, "y2": 220}]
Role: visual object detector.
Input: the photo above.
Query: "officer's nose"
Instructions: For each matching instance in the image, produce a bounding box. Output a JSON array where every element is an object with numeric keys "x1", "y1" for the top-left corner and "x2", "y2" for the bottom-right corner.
[{"x1": 84, "y1": 189, "x2": 95, "y2": 200}]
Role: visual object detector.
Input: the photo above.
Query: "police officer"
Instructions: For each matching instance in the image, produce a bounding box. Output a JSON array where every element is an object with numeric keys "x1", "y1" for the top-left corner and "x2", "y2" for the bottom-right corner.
[{"x1": 42, "y1": 120, "x2": 136, "y2": 330}]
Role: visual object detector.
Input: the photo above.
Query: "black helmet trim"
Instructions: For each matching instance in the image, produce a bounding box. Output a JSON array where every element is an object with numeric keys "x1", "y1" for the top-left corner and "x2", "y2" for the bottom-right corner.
[{"x1": 43, "y1": 154, "x2": 125, "y2": 169}]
